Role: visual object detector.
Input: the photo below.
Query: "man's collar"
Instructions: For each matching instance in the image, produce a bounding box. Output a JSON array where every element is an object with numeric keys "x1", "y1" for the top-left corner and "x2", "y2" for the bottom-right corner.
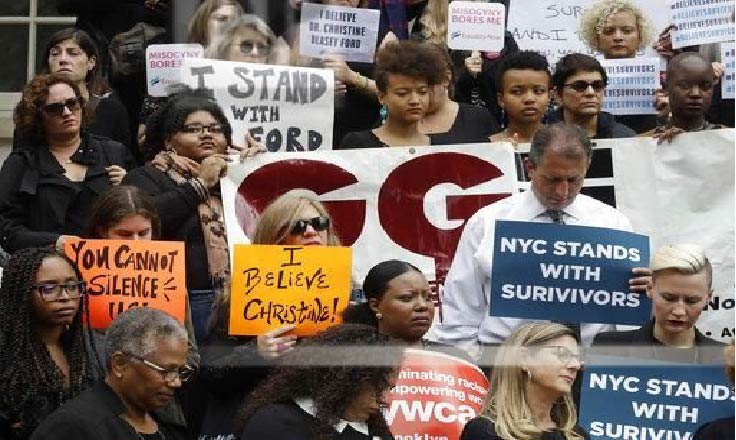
[
  {"x1": 294, "y1": 397, "x2": 370, "y2": 436},
  {"x1": 525, "y1": 190, "x2": 583, "y2": 222}
]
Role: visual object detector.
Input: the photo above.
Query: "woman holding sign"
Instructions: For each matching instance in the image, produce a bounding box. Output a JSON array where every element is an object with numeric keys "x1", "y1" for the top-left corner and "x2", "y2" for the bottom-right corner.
[
  {"x1": 461, "y1": 323, "x2": 587, "y2": 440},
  {"x1": 0, "y1": 247, "x2": 98, "y2": 439}
]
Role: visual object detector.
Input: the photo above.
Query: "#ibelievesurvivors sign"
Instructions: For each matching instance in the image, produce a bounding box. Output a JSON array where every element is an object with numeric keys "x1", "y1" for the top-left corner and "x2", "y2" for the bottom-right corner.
[
  {"x1": 489, "y1": 220, "x2": 651, "y2": 325},
  {"x1": 671, "y1": 0, "x2": 735, "y2": 49},
  {"x1": 721, "y1": 43, "x2": 735, "y2": 100},
  {"x1": 299, "y1": 3, "x2": 380, "y2": 63},
  {"x1": 447, "y1": 1, "x2": 505, "y2": 51},
  {"x1": 601, "y1": 58, "x2": 660, "y2": 115},
  {"x1": 581, "y1": 365, "x2": 735, "y2": 440}
]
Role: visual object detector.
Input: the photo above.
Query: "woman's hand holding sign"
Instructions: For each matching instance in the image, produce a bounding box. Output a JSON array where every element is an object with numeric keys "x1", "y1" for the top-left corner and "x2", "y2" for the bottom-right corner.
[{"x1": 257, "y1": 324, "x2": 297, "y2": 360}]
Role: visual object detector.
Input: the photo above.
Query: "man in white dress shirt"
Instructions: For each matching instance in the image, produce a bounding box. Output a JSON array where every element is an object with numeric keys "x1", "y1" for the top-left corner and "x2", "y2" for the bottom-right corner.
[{"x1": 428, "y1": 122, "x2": 651, "y2": 355}]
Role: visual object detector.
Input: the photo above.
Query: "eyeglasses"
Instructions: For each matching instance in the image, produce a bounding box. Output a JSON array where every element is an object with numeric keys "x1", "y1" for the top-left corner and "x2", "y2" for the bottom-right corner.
[
  {"x1": 290, "y1": 216, "x2": 330, "y2": 235},
  {"x1": 563, "y1": 80, "x2": 606, "y2": 93},
  {"x1": 238, "y1": 40, "x2": 271, "y2": 56},
  {"x1": 179, "y1": 123, "x2": 225, "y2": 135},
  {"x1": 43, "y1": 97, "x2": 82, "y2": 117},
  {"x1": 534, "y1": 345, "x2": 583, "y2": 365},
  {"x1": 126, "y1": 353, "x2": 196, "y2": 383},
  {"x1": 33, "y1": 281, "x2": 86, "y2": 302}
]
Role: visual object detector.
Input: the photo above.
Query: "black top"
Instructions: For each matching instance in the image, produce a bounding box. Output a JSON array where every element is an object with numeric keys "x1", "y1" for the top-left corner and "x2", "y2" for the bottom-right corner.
[
  {"x1": 592, "y1": 319, "x2": 726, "y2": 364},
  {"x1": 338, "y1": 130, "x2": 434, "y2": 150},
  {"x1": 29, "y1": 381, "x2": 187, "y2": 440},
  {"x1": 428, "y1": 103, "x2": 500, "y2": 145},
  {"x1": 0, "y1": 133, "x2": 130, "y2": 251},
  {"x1": 122, "y1": 164, "x2": 212, "y2": 291},
  {"x1": 88, "y1": 93, "x2": 133, "y2": 154},
  {"x1": 461, "y1": 417, "x2": 590, "y2": 440},
  {"x1": 333, "y1": 62, "x2": 381, "y2": 149},
  {"x1": 693, "y1": 417, "x2": 735, "y2": 440},
  {"x1": 549, "y1": 108, "x2": 637, "y2": 139},
  {"x1": 240, "y1": 401, "x2": 393, "y2": 440},
  {"x1": 614, "y1": 114, "x2": 657, "y2": 134}
]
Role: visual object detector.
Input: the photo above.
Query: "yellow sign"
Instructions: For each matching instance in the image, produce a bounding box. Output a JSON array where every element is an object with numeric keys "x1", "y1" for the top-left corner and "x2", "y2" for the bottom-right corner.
[{"x1": 229, "y1": 245, "x2": 352, "y2": 336}]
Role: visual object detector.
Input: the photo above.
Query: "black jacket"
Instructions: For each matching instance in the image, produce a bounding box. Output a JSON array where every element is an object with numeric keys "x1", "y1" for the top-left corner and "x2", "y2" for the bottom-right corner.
[
  {"x1": 29, "y1": 381, "x2": 187, "y2": 440},
  {"x1": 461, "y1": 417, "x2": 590, "y2": 440},
  {"x1": 0, "y1": 134, "x2": 129, "y2": 251},
  {"x1": 549, "y1": 108, "x2": 637, "y2": 139},
  {"x1": 592, "y1": 319, "x2": 725, "y2": 364},
  {"x1": 122, "y1": 164, "x2": 212, "y2": 291}
]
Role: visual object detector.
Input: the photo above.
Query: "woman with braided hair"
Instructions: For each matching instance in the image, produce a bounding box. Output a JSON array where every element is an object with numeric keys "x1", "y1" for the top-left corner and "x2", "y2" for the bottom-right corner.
[{"x1": 0, "y1": 247, "x2": 98, "y2": 439}]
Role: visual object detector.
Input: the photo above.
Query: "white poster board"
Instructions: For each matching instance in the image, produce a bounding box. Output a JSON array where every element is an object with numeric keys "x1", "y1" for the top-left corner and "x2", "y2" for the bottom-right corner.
[
  {"x1": 670, "y1": 0, "x2": 735, "y2": 49},
  {"x1": 601, "y1": 57, "x2": 660, "y2": 115},
  {"x1": 447, "y1": 1, "x2": 506, "y2": 51},
  {"x1": 179, "y1": 58, "x2": 334, "y2": 150},
  {"x1": 145, "y1": 44, "x2": 204, "y2": 97},
  {"x1": 299, "y1": 3, "x2": 380, "y2": 63}
]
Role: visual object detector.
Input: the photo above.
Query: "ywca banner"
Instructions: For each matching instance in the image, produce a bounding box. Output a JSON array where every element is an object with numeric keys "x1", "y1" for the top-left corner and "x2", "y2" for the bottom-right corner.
[
  {"x1": 221, "y1": 144, "x2": 517, "y2": 291},
  {"x1": 385, "y1": 349, "x2": 489, "y2": 440}
]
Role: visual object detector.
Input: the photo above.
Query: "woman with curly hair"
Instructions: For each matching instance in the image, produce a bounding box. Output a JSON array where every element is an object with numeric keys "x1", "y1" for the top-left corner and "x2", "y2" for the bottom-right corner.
[
  {"x1": 239, "y1": 323, "x2": 401, "y2": 440},
  {"x1": 338, "y1": 40, "x2": 445, "y2": 149},
  {"x1": 0, "y1": 247, "x2": 98, "y2": 439},
  {"x1": 460, "y1": 323, "x2": 586, "y2": 440},
  {"x1": 578, "y1": 0, "x2": 654, "y2": 60},
  {"x1": 0, "y1": 74, "x2": 129, "y2": 253}
]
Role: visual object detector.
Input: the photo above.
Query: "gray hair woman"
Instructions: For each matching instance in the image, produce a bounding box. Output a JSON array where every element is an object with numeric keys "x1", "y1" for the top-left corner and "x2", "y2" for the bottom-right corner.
[
  {"x1": 206, "y1": 13, "x2": 289, "y2": 64},
  {"x1": 31, "y1": 307, "x2": 194, "y2": 439}
]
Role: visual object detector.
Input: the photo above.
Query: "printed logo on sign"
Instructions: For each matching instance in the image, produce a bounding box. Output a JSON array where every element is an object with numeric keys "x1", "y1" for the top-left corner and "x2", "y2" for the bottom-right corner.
[
  {"x1": 150, "y1": 76, "x2": 161, "y2": 86},
  {"x1": 451, "y1": 31, "x2": 461, "y2": 39}
]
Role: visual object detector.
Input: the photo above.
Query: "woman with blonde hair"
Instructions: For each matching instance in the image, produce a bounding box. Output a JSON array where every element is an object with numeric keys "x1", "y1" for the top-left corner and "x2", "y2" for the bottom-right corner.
[
  {"x1": 461, "y1": 323, "x2": 587, "y2": 440},
  {"x1": 578, "y1": 0, "x2": 654, "y2": 60},
  {"x1": 205, "y1": 14, "x2": 290, "y2": 65},
  {"x1": 187, "y1": 0, "x2": 245, "y2": 47}
]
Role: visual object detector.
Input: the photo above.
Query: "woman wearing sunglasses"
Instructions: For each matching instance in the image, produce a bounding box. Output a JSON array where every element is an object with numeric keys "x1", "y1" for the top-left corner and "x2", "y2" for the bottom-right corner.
[
  {"x1": 0, "y1": 74, "x2": 130, "y2": 254},
  {"x1": 461, "y1": 323, "x2": 587, "y2": 440},
  {"x1": 206, "y1": 14, "x2": 290, "y2": 65},
  {"x1": 31, "y1": 307, "x2": 193, "y2": 440},
  {"x1": 0, "y1": 247, "x2": 98, "y2": 439},
  {"x1": 549, "y1": 53, "x2": 636, "y2": 139}
]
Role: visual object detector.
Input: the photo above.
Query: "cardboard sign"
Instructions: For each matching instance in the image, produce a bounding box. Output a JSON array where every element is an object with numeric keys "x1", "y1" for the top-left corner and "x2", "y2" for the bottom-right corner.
[
  {"x1": 385, "y1": 349, "x2": 490, "y2": 440},
  {"x1": 580, "y1": 364, "x2": 736, "y2": 440},
  {"x1": 671, "y1": 0, "x2": 735, "y2": 49},
  {"x1": 64, "y1": 239, "x2": 187, "y2": 330},
  {"x1": 299, "y1": 3, "x2": 380, "y2": 63},
  {"x1": 601, "y1": 58, "x2": 660, "y2": 115},
  {"x1": 228, "y1": 244, "x2": 352, "y2": 336},
  {"x1": 489, "y1": 220, "x2": 651, "y2": 325},
  {"x1": 179, "y1": 58, "x2": 334, "y2": 150},
  {"x1": 721, "y1": 42, "x2": 735, "y2": 99},
  {"x1": 508, "y1": 0, "x2": 670, "y2": 66},
  {"x1": 447, "y1": 1, "x2": 506, "y2": 51},
  {"x1": 145, "y1": 44, "x2": 204, "y2": 97}
]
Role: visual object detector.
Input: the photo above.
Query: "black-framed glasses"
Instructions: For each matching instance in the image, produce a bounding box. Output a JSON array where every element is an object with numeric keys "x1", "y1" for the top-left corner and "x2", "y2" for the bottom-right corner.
[
  {"x1": 179, "y1": 123, "x2": 225, "y2": 135},
  {"x1": 563, "y1": 80, "x2": 606, "y2": 93},
  {"x1": 238, "y1": 40, "x2": 271, "y2": 56},
  {"x1": 33, "y1": 281, "x2": 86, "y2": 302},
  {"x1": 125, "y1": 353, "x2": 196, "y2": 383},
  {"x1": 534, "y1": 345, "x2": 584, "y2": 365},
  {"x1": 290, "y1": 216, "x2": 330, "y2": 235},
  {"x1": 43, "y1": 97, "x2": 82, "y2": 117}
]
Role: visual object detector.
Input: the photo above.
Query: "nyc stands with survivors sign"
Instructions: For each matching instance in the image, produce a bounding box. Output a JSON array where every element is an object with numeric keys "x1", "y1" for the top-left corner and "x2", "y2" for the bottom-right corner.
[
  {"x1": 228, "y1": 244, "x2": 352, "y2": 336},
  {"x1": 447, "y1": 1, "x2": 505, "y2": 51},
  {"x1": 490, "y1": 221, "x2": 651, "y2": 325},
  {"x1": 386, "y1": 349, "x2": 490, "y2": 440},
  {"x1": 64, "y1": 239, "x2": 187, "y2": 329}
]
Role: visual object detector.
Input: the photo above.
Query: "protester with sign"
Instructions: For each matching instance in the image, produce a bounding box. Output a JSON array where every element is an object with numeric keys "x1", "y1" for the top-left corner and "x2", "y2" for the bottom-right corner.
[
  {"x1": 489, "y1": 51, "x2": 551, "y2": 144},
  {"x1": 0, "y1": 74, "x2": 130, "y2": 253},
  {"x1": 206, "y1": 14, "x2": 290, "y2": 65},
  {"x1": 339, "y1": 40, "x2": 444, "y2": 148},
  {"x1": 0, "y1": 247, "x2": 98, "y2": 439},
  {"x1": 123, "y1": 90, "x2": 235, "y2": 343},
  {"x1": 38, "y1": 28, "x2": 132, "y2": 152},
  {"x1": 550, "y1": 54, "x2": 636, "y2": 139},
  {"x1": 593, "y1": 244, "x2": 725, "y2": 364},
  {"x1": 645, "y1": 52, "x2": 725, "y2": 143},
  {"x1": 430, "y1": 123, "x2": 651, "y2": 355},
  {"x1": 187, "y1": 0, "x2": 244, "y2": 47},
  {"x1": 693, "y1": 339, "x2": 735, "y2": 440},
  {"x1": 419, "y1": 44, "x2": 500, "y2": 145},
  {"x1": 30, "y1": 307, "x2": 193, "y2": 440},
  {"x1": 579, "y1": 0, "x2": 654, "y2": 59},
  {"x1": 239, "y1": 324, "x2": 401, "y2": 440},
  {"x1": 461, "y1": 323, "x2": 587, "y2": 440}
]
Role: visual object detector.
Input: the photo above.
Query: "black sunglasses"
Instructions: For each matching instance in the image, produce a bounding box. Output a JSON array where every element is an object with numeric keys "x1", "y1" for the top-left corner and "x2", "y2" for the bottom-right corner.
[
  {"x1": 563, "y1": 80, "x2": 606, "y2": 93},
  {"x1": 290, "y1": 216, "x2": 330, "y2": 235},
  {"x1": 43, "y1": 97, "x2": 82, "y2": 116},
  {"x1": 239, "y1": 40, "x2": 271, "y2": 56}
]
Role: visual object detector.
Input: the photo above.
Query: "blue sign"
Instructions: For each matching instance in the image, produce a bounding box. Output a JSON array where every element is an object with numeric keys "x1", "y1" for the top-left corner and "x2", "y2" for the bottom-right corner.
[
  {"x1": 489, "y1": 220, "x2": 650, "y2": 325},
  {"x1": 580, "y1": 364, "x2": 735, "y2": 440}
]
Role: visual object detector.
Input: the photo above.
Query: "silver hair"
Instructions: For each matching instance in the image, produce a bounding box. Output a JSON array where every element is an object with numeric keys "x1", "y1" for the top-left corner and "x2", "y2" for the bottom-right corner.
[
  {"x1": 104, "y1": 307, "x2": 187, "y2": 367},
  {"x1": 205, "y1": 13, "x2": 276, "y2": 61}
]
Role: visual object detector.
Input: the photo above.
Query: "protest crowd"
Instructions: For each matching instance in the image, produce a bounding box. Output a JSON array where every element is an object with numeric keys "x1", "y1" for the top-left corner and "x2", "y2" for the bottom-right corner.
[{"x1": 0, "y1": 0, "x2": 735, "y2": 439}]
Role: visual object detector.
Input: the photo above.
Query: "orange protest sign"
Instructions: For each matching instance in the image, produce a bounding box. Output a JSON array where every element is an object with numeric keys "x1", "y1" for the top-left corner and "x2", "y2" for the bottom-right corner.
[
  {"x1": 386, "y1": 349, "x2": 490, "y2": 440},
  {"x1": 65, "y1": 239, "x2": 187, "y2": 330},
  {"x1": 229, "y1": 244, "x2": 351, "y2": 336}
]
